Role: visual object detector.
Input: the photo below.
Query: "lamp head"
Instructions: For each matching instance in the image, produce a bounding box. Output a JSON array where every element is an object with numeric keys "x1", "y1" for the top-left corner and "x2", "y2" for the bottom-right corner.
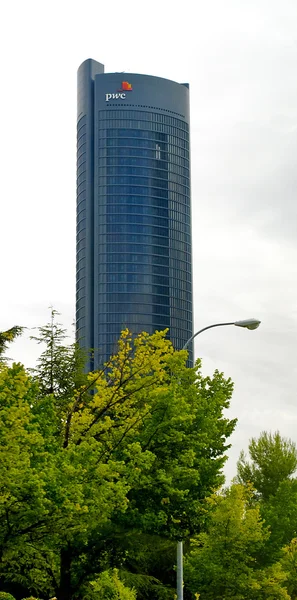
[{"x1": 234, "y1": 318, "x2": 261, "y2": 330}]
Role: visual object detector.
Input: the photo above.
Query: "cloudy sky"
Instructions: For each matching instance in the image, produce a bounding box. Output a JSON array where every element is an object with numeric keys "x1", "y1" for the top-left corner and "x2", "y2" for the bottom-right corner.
[{"x1": 1, "y1": 0, "x2": 297, "y2": 480}]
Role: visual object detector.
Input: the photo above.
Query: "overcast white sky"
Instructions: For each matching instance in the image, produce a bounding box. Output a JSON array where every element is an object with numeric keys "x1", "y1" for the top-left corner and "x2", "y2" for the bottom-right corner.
[{"x1": 1, "y1": 0, "x2": 297, "y2": 480}]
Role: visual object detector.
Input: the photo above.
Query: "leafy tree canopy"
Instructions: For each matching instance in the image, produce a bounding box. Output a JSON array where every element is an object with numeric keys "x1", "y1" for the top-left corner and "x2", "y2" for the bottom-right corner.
[
  {"x1": 82, "y1": 569, "x2": 136, "y2": 600},
  {"x1": 0, "y1": 327, "x2": 23, "y2": 363},
  {"x1": 0, "y1": 314, "x2": 236, "y2": 600},
  {"x1": 280, "y1": 538, "x2": 297, "y2": 600},
  {"x1": 184, "y1": 483, "x2": 289, "y2": 600},
  {"x1": 237, "y1": 431, "x2": 297, "y2": 500},
  {"x1": 260, "y1": 479, "x2": 297, "y2": 563}
]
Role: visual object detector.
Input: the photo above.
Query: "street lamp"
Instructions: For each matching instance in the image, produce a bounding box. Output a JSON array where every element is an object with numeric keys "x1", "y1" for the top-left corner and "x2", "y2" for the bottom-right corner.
[
  {"x1": 182, "y1": 318, "x2": 261, "y2": 351},
  {"x1": 176, "y1": 317, "x2": 261, "y2": 600}
]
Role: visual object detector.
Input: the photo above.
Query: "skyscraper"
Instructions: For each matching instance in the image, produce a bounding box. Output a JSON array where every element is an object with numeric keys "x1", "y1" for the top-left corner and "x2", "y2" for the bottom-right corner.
[{"x1": 77, "y1": 59, "x2": 193, "y2": 367}]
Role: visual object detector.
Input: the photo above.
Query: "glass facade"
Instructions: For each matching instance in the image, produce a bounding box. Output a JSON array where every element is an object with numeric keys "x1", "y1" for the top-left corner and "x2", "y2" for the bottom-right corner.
[
  {"x1": 77, "y1": 61, "x2": 193, "y2": 367},
  {"x1": 77, "y1": 115, "x2": 87, "y2": 349}
]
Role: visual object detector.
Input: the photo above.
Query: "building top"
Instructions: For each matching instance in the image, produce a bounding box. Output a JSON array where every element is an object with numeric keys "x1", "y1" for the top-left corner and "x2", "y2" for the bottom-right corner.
[
  {"x1": 78, "y1": 58, "x2": 190, "y2": 121},
  {"x1": 78, "y1": 58, "x2": 188, "y2": 87}
]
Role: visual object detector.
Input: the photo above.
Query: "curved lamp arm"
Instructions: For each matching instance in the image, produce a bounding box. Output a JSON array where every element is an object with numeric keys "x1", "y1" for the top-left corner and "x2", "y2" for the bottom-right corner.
[
  {"x1": 182, "y1": 318, "x2": 261, "y2": 350},
  {"x1": 182, "y1": 322, "x2": 235, "y2": 350}
]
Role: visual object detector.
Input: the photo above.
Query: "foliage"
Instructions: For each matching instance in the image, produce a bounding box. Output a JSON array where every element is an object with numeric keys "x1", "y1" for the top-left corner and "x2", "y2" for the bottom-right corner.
[
  {"x1": 280, "y1": 538, "x2": 297, "y2": 600},
  {"x1": 251, "y1": 562, "x2": 290, "y2": 600},
  {"x1": 0, "y1": 593, "x2": 16, "y2": 600},
  {"x1": 101, "y1": 530, "x2": 176, "y2": 600},
  {"x1": 0, "y1": 363, "x2": 49, "y2": 554},
  {"x1": 184, "y1": 483, "x2": 289, "y2": 600},
  {"x1": 5, "y1": 315, "x2": 297, "y2": 600},
  {"x1": 0, "y1": 315, "x2": 236, "y2": 600},
  {"x1": 82, "y1": 569, "x2": 136, "y2": 600},
  {"x1": 237, "y1": 431, "x2": 297, "y2": 500},
  {"x1": 124, "y1": 363, "x2": 235, "y2": 539},
  {"x1": 30, "y1": 308, "x2": 86, "y2": 402},
  {"x1": 0, "y1": 327, "x2": 23, "y2": 363},
  {"x1": 260, "y1": 479, "x2": 297, "y2": 563}
]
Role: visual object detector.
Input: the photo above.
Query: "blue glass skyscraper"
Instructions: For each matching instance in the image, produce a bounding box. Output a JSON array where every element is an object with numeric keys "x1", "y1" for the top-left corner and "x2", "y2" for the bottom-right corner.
[{"x1": 77, "y1": 59, "x2": 193, "y2": 367}]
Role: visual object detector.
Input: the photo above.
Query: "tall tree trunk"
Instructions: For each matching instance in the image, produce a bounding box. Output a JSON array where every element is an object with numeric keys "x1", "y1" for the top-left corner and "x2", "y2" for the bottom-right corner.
[{"x1": 59, "y1": 545, "x2": 72, "y2": 600}]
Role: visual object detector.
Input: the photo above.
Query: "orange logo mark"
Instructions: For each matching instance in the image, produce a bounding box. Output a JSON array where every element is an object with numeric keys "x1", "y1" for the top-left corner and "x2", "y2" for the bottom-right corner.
[{"x1": 121, "y1": 81, "x2": 132, "y2": 91}]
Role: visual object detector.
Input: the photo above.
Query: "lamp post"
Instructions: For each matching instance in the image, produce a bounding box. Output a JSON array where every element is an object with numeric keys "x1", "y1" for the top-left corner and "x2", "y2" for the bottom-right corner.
[{"x1": 176, "y1": 318, "x2": 261, "y2": 600}]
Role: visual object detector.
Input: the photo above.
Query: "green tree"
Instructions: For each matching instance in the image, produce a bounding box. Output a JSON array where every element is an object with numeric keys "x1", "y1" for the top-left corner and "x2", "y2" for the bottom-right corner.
[
  {"x1": 237, "y1": 432, "x2": 297, "y2": 500},
  {"x1": 0, "y1": 362, "x2": 56, "y2": 595},
  {"x1": 184, "y1": 484, "x2": 289, "y2": 600},
  {"x1": 30, "y1": 308, "x2": 86, "y2": 401},
  {"x1": 261, "y1": 479, "x2": 297, "y2": 563},
  {"x1": 82, "y1": 569, "x2": 136, "y2": 600},
  {"x1": 280, "y1": 538, "x2": 297, "y2": 600},
  {"x1": 236, "y1": 432, "x2": 297, "y2": 567},
  {"x1": 77, "y1": 527, "x2": 177, "y2": 600},
  {"x1": 57, "y1": 357, "x2": 235, "y2": 599},
  {"x1": 0, "y1": 315, "x2": 236, "y2": 600},
  {"x1": 0, "y1": 327, "x2": 23, "y2": 363},
  {"x1": 252, "y1": 562, "x2": 290, "y2": 600}
]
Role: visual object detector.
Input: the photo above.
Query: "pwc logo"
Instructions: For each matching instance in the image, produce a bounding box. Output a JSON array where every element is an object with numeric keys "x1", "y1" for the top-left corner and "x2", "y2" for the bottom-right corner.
[
  {"x1": 119, "y1": 81, "x2": 133, "y2": 91},
  {"x1": 105, "y1": 81, "x2": 133, "y2": 102}
]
